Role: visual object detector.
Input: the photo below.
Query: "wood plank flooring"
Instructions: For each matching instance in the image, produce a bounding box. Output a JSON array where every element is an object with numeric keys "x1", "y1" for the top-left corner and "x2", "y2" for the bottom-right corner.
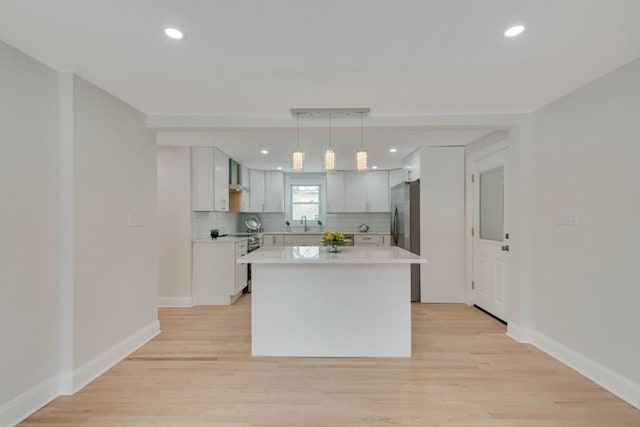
[{"x1": 22, "y1": 296, "x2": 640, "y2": 426}]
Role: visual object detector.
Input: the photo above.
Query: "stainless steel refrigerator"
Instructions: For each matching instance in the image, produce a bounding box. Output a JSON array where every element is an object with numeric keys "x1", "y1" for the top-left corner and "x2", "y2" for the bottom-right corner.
[{"x1": 390, "y1": 180, "x2": 421, "y2": 301}]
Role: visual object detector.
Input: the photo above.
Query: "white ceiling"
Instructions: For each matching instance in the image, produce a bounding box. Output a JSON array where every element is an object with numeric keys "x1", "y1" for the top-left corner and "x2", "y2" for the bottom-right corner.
[{"x1": 1, "y1": 0, "x2": 639, "y2": 170}]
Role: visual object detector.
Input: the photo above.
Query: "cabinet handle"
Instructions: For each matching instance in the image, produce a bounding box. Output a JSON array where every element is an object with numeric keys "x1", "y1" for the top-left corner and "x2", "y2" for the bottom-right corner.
[
  {"x1": 272, "y1": 235, "x2": 275, "y2": 245},
  {"x1": 262, "y1": 203, "x2": 265, "y2": 212},
  {"x1": 382, "y1": 236, "x2": 385, "y2": 244}
]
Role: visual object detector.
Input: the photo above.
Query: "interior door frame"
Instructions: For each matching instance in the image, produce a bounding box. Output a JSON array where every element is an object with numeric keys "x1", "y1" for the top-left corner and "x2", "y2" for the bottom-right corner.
[{"x1": 465, "y1": 140, "x2": 509, "y2": 314}]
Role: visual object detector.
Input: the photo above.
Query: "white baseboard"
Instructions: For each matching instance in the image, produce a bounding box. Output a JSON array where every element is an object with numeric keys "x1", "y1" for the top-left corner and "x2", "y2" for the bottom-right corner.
[
  {"x1": 192, "y1": 295, "x2": 232, "y2": 305},
  {"x1": 158, "y1": 296, "x2": 193, "y2": 307},
  {"x1": 0, "y1": 374, "x2": 59, "y2": 427},
  {"x1": 530, "y1": 330, "x2": 640, "y2": 409},
  {"x1": 506, "y1": 322, "x2": 533, "y2": 343},
  {"x1": 59, "y1": 320, "x2": 160, "y2": 395}
]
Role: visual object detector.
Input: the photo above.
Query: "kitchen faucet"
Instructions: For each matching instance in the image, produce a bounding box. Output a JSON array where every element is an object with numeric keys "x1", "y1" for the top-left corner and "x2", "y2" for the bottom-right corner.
[{"x1": 300, "y1": 216, "x2": 309, "y2": 232}]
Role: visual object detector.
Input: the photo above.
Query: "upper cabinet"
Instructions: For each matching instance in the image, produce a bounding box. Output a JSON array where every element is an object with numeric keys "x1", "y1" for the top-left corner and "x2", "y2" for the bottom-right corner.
[
  {"x1": 366, "y1": 171, "x2": 390, "y2": 212},
  {"x1": 249, "y1": 169, "x2": 266, "y2": 212},
  {"x1": 192, "y1": 147, "x2": 229, "y2": 212},
  {"x1": 328, "y1": 171, "x2": 389, "y2": 213},
  {"x1": 264, "y1": 171, "x2": 284, "y2": 212},
  {"x1": 326, "y1": 172, "x2": 345, "y2": 213},
  {"x1": 344, "y1": 171, "x2": 368, "y2": 212},
  {"x1": 403, "y1": 149, "x2": 420, "y2": 182},
  {"x1": 249, "y1": 170, "x2": 284, "y2": 213}
]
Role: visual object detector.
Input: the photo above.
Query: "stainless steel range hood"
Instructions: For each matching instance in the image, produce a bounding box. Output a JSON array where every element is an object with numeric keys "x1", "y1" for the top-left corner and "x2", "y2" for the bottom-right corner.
[{"x1": 229, "y1": 159, "x2": 249, "y2": 192}]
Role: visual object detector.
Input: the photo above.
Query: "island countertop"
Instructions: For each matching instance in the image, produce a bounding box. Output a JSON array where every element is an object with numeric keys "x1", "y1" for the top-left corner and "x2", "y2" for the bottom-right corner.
[{"x1": 237, "y1": 245, "x2": 427, "y2": 264}]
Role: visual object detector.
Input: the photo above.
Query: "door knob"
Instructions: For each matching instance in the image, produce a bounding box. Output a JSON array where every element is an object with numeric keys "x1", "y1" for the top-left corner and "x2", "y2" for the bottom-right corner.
[{"x1": 501, "y1": 245, "x2": 510, "y2": 252}]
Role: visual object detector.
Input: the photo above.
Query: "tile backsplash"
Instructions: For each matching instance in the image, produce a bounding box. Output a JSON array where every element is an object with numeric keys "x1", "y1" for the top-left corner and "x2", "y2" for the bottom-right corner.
[{"x1": 192, "y1": 211, "x2": 390, "y2": 239}]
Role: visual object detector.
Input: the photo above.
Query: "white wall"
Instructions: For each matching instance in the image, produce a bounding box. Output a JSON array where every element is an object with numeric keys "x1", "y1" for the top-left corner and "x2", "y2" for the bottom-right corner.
[
  {"x1": 72, "y1": 75, "x2": 158, "y2": 369},
  {"x1": 157, "y1": 147, "x2": 193, "y2": 306},
  {"x1": 420, "y1": 147, "x2": 466, "y2": 302},
  {"x1": 0, "y1": 41, "x2": 61, "y2": 422},
  {"x1": 531, "y1": 58, "x2": 640, "y2": 404}
]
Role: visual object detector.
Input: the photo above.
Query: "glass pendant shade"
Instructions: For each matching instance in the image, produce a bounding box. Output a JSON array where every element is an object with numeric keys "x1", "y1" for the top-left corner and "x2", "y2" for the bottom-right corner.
[
  {"x1": 291, "y1": 150, "x2": 305, "y2": 171},
  {"x1": 355, "y1": 150, "x2": 368, "y2": 171},
  {"x1": 324, "y1": 149, "x2": 336, "y2": 171}
]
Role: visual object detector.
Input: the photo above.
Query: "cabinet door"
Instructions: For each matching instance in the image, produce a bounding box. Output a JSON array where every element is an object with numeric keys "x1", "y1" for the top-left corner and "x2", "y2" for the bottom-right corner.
[
  {"x1": 249, "y1": 170, "x2": 265, "y2": 212},
  {"x1": 262, "y1": 234, "x2": 284, "y2": 247},
  {"x1": 241, "y1": 191, "x2": 250, "y2": 212},
  {"x1": 283, "y1": 234, "x2": 321, "y2": 246},
  {"x1": 367, "y1": 171, "x2": 389, "y2": 212},
  {"x1": 265, "y1": 171, "x2": 284, "y2": 212},
  {"x1": 403, "y1": 149, "x2": 420, "y2": 182},
  {"x1": 344, "y1": 171, "x2": 368, "y2": 212},
  {"x1": 326, "y1": 172, "x2": 345, "y2": 212},
  {"x1": 191, "y1": 147, "x2": 214, "y2": 211},
  {"x1": 214, "y1": 149, "x2": 229, "y2": 212},
  {"x1": 389, "y1": 168, "x2": 404, "y2": 188},
  {"x1": 354, "y1": 234, "x2": 382, "y2": 245},
  {"x1": 234, "y1": 241, "x2": 248, "y2": 295}
]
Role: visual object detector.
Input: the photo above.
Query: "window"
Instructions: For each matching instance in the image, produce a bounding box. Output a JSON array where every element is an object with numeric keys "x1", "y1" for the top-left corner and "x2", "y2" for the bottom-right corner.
[{"x1": 291, "y1": 185, "x2": 320, "y2": 221}]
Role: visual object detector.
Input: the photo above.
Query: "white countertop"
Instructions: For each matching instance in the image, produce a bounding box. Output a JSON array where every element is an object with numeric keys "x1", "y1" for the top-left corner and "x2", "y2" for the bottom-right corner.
[
  {"x1": 237, "y1": 246, "x2": 426, "y2": 264},
  {"x1": 262, "y1": 231, "x2": 390, "y2": 235},
  {"x1": 193, "y1": 237, "x2": 249, "y2": 244}
]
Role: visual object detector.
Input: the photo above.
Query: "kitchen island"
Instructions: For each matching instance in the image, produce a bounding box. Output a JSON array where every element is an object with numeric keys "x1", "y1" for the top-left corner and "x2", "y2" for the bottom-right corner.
[{"x1": 238, "y1": 245, "x2": 427, "y2": 357}]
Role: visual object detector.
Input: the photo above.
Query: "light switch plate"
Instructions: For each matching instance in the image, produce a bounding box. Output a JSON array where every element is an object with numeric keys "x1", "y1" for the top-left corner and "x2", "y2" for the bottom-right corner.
[
  {"x1": 127, "y1": 213, "x2": 144, "y2": 227},
  {"x1": 556, "y1": 211, "x2": 578, "y2": 225}
]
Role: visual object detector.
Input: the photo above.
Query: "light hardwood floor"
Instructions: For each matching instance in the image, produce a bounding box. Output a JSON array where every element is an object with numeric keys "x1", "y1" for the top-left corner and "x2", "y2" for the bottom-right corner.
[{"x1": 23, "y1": 295, "x2": 639, "y2": 426}]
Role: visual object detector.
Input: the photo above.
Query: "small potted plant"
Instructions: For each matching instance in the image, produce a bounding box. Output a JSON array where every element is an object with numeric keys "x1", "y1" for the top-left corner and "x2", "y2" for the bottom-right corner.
[
  {"x1": 210, "y1": 228, "x2": 219, "y2": 239},
  {"x1": 317, "y1": 219, "x2": 323, "y2": 231},
  {"x1": 285, "y1": 220, "x2": 290, "y2": 232}
]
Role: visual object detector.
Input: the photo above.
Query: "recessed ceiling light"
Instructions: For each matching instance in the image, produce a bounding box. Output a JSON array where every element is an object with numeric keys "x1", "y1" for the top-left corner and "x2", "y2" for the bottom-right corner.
[
  {"x1": 504, "y1": 25, "x2": 525, "y2": 38},
  {"x1": 372, "y1": 166, "x2": 378, "y2": 169},
  {"x1": 276, "y1": 166, "x2": 283, "y2": 170},
  {"x1": 261, "y1": 150, "x2": 269, "y2": 154},
  {"x1": 389, "y1": 148, "x2": 398, "y2": 153},
  {"x1": 164, "y1": 27, "x2": 185, "y2": 40}
]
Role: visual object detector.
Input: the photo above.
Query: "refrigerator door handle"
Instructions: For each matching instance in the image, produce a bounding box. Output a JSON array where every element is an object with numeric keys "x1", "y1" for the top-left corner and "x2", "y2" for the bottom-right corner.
[{"x1": 392, "y1": 207, "x2": 399, "y2": 245}]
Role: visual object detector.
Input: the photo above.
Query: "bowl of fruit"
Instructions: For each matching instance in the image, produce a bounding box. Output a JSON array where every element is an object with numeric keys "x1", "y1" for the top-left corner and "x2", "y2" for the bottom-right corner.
[{"x1": 322, "y1": 231, "x2": 347, "y2": 253}]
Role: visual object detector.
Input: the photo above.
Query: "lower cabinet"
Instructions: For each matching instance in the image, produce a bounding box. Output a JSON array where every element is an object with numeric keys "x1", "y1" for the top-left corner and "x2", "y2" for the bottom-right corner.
[
  {"x1": 192, "y1": 240, "x2": 248, "y2": 305},
  {"x1": 262, "y1": 233, "x2": 391, "y2": 247},
  {"x1": 354, "y1": 234, "x2": 391, "y2": 246},
  {"x1": 262, "y1": 234, "x2": 284, "y2": 247},
  {"x1": 283, "y1": 234, "x2": 321, "y2": 246}
]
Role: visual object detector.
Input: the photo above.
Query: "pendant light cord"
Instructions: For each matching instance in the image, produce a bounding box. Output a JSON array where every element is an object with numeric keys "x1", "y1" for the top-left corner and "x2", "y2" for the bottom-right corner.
[
  {"x1": 360, "y1": 112, "x2": 364, "y2": 149},
  {"x1": 296, "y1": 113, "x2": 300, "y2": 150},
  {"x1": 329, "y1": 113, "x2": 332, "y2": 148}
]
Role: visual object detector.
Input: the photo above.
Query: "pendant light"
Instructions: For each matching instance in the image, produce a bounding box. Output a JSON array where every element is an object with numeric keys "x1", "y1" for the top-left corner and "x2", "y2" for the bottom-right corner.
[
  {"x1": 324, "y1": 113, "x2": 336, "y2": 171},
  {"x1": 291, "y1": 113, "x2": 305, "y2": 171},
  {"x1": 355, "y1": 112, "x2": 368, "y2": 171}
]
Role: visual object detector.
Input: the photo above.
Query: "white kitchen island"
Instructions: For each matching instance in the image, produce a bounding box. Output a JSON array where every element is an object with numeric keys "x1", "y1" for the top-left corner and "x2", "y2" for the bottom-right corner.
[{"x1": 238, "y1": 245, "x2": 427, "y2": 358}]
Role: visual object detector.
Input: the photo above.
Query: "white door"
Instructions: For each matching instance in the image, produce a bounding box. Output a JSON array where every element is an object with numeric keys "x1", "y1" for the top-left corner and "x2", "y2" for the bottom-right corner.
[{"x1": 473, "y1": 148, "x2": 509, "y2": 322}]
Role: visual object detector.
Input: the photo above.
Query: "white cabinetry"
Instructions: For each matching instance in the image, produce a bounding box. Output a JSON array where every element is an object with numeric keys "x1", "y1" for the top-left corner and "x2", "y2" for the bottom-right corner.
[
  {"x1": 284, "y1": 234, "x2": 321, "y2": 246},
  {"x1": 192, "y1": 240, "x2": 248, "y2": 305},
  {"x1": 249, "y1": 170, "x2": 284, "y2": 212},
  {"x1": 330, "y1": 171, "x2": 389, "y2": 212},
  {"x1": 344, "y1": 172, "x2": 368, "y2": 212},
  {"x1": 191, "y1": 147, "x2": 229, "y2": 211},
  {"x1": 249, "y1": 169, "x2": 265, "y2": 212},
  {"x1": 265, "y1": 171, "x2": 284, "y2": 212},
  {"x1": 389, "y1": 168, "x2": 404, "y2": 188},
  {"x1": 366, "y1": 171, "x2": 389, "y2": 212},
  {"x1": 403, "y1": 149, "x2": 420, "y2": 182},
  {"x1": 326, "y1": 172, "x2": 345, "y2": 213},
  {"x1": 354, "y1": 234, "x2": 391, "y2": 246},
  {"x1": 262, "y1": 234, "x2": 284, "y2": 247}
]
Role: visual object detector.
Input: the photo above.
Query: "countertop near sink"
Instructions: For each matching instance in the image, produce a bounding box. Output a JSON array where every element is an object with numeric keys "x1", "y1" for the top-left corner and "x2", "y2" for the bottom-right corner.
[{"x1": 193, "y1": 237, "x2": 249, "y2": 244}]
